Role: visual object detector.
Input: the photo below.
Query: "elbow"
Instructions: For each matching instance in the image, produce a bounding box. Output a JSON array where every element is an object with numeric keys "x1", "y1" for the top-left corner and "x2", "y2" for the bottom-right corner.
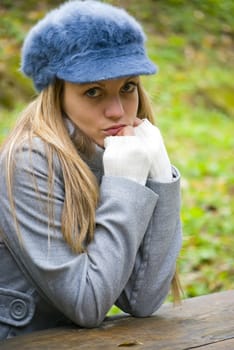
[
  {"x1": 76, "y1": 311, "x2": 106, "y2": 329},
  {"x1": 130, "y1": 283, "x2": 170, "y2": 318},
  {"x1": 74, "y1": 297, "x2": 108, "y2": 329},
  {"x1": 130, "y1": 297, "x2": 165, "y2": 318}
]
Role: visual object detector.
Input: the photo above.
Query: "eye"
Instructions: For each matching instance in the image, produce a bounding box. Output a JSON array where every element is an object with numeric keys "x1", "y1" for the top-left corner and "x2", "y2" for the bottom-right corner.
[
  {"x1": 121, "y1": 82, "x2": 137, "y2": 94},
  {"x1": 85, "y1": 87, "x2": 102, "y2": 98}
]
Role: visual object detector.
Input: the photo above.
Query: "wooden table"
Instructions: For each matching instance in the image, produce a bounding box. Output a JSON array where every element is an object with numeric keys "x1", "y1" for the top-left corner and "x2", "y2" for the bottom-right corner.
[{"x1": 0, "y1": 290, "x2": 233, "y2": 349}]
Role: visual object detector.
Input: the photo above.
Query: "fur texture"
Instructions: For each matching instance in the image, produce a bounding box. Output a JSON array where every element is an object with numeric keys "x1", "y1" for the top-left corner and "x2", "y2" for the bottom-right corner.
[{"x1": 21, "y1": 0, "x2": 156, "y2": 91}]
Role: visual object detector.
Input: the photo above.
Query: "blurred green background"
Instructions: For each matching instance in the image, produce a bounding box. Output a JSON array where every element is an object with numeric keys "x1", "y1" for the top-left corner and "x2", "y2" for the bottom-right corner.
[{"x1": 0, "y1": 0, "x2": 233, "y2": 303}]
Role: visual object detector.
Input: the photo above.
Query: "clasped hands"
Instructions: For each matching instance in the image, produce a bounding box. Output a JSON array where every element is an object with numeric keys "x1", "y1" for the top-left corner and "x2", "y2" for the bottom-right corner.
[{"x1": 103, "y1": 118, "x2": 172, "y2": 185}]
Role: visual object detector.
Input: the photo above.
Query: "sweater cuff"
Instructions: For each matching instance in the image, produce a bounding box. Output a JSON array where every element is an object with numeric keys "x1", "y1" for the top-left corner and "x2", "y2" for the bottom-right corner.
[{"x1": 103, "y1": 136, "x2": 150, "y2": 185}]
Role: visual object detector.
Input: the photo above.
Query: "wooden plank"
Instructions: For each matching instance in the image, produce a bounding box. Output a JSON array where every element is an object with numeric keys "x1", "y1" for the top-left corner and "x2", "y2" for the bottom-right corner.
[{"x1": 0, "y1": 290, "x2": 233, "y2": 350}]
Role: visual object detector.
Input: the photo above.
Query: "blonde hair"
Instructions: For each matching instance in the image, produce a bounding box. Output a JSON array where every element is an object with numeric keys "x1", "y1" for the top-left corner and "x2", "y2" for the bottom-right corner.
[
  {"x1": 1, "y1": 78, "x2": 182, "y2": 301},
  {"x1": 2, "y1": 79, "x2": 99, "y2": 253}
]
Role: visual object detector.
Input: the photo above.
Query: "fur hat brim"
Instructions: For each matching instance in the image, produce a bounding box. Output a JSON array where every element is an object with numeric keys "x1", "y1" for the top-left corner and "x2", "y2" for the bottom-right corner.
[{"x1": 57, "y1": 48, "x2": 156, "y2": 84}]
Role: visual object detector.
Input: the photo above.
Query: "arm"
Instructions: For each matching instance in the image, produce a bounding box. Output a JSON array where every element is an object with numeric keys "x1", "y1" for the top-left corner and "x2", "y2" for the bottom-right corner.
[
  {"x1": 0, "y1": 138, "x2": 158, "y2": 328},
  {"x1": 116, "y1": 168, "x2": 182, "y2": 316},
  {"x1": 115, "y1": 120, "x2": 182, "y2": 315}
]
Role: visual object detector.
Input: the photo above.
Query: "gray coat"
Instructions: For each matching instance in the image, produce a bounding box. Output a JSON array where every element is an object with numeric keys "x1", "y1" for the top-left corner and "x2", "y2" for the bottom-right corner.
[{"x1": 0, "y1": 137, "x2": 182, "y2": 339}]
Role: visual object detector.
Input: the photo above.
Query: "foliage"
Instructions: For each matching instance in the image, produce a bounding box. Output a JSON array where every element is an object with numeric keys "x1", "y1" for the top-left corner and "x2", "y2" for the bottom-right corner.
[{"x1": 0, "y1": 0, "x2": 233, "y2": 312}]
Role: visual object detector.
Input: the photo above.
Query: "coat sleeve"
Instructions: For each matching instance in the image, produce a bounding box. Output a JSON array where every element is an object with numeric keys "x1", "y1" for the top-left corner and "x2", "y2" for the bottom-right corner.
[
  {"x1": 115, "y1": 167, "x2": 182, "y2": 316},
  {"x1": 0, "y1": 140, "x2": 158, "y2": 328}
]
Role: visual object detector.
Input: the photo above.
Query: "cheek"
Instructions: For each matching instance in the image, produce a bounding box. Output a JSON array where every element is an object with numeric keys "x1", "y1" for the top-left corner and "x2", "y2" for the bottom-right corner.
[
  {"x1": 127, "y1": 93, "x2": 139, "y2": 118},
  {"x1": 63, "y1": 90, "x2": 76, "y2": 117},
  {"x1": 134, "y1": 96, "x2": 139, "y2": 115},
  {"x1": 63, "y1": 92, "x2": 87, "y2": 126}
]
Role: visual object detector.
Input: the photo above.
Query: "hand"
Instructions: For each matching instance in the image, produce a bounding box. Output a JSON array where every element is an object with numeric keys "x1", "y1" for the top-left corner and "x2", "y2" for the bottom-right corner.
[
  {"x1": 103, "y1": 135, "x2": 151, "y2": 185},
  {"x1": 134, "y1": 119, "x2": 172, "y2": 182},
  {"x1": 115, "y1": 118, "x2": 143, "y2": 136},
  {"x1": 116, "y1": 125, "x2": 135, "y2": 136},
  {"x1": 133, "y1": 117, "x2": 144, "y2": 128}
]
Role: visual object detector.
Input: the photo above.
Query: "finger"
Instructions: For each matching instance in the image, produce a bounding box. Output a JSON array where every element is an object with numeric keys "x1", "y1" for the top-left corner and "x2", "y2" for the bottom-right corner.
[
  {"x1": 117, "y1": 125, "x2": 135, "y2": 136},
  {"x1": 133, "y1": 117, "x2": 143, "y2": 127}
]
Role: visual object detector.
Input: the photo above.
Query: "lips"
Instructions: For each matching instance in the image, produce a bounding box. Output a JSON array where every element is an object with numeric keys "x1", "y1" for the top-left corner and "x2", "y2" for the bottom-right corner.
[{"x1": 103, "y1": 124, "x2": 126, "y2": 136}]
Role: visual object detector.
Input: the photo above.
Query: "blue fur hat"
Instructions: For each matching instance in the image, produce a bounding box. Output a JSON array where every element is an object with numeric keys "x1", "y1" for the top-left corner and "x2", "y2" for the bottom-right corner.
[{"x1": 21, "y1": 0, "x2": 157, "y2": 91}]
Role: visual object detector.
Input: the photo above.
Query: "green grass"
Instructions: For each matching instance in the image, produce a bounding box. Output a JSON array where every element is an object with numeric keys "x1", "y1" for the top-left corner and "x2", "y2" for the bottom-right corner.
[{"x1": 0, "y1": 1, "x2": 233, "y2": 307}]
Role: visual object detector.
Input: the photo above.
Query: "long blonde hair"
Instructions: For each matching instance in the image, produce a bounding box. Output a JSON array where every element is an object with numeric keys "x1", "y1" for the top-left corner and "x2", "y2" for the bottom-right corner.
[
  {"x1": 2, "y1": 79, "x2": 99, "y2": 253},
  {"x1": 1, "y1": 78, "x2": 182, "y2": 301}
]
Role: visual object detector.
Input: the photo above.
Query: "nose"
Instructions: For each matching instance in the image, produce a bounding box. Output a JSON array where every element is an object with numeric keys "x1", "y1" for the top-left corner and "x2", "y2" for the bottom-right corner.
[{"x1": 104, "y1": 96, "x2": 124, "y2": 119}]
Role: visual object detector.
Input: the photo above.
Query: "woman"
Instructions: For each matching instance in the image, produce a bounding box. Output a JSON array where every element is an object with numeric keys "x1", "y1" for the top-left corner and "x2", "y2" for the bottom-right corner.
[{"x1": 0, "y1": 0, "x2": 182, "y2": 339}]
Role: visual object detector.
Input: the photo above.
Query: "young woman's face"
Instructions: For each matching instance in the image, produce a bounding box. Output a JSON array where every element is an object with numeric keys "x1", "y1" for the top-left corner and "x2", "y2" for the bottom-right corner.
[{"x1": 62, "y1": 76, "x2": 139, "y2": 147}]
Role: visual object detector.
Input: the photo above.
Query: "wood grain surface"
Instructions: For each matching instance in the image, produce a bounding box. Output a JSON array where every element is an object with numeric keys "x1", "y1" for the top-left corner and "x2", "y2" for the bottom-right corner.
[{"x1": 0, "y1": 290, "x2": 233, "y2": 349}]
